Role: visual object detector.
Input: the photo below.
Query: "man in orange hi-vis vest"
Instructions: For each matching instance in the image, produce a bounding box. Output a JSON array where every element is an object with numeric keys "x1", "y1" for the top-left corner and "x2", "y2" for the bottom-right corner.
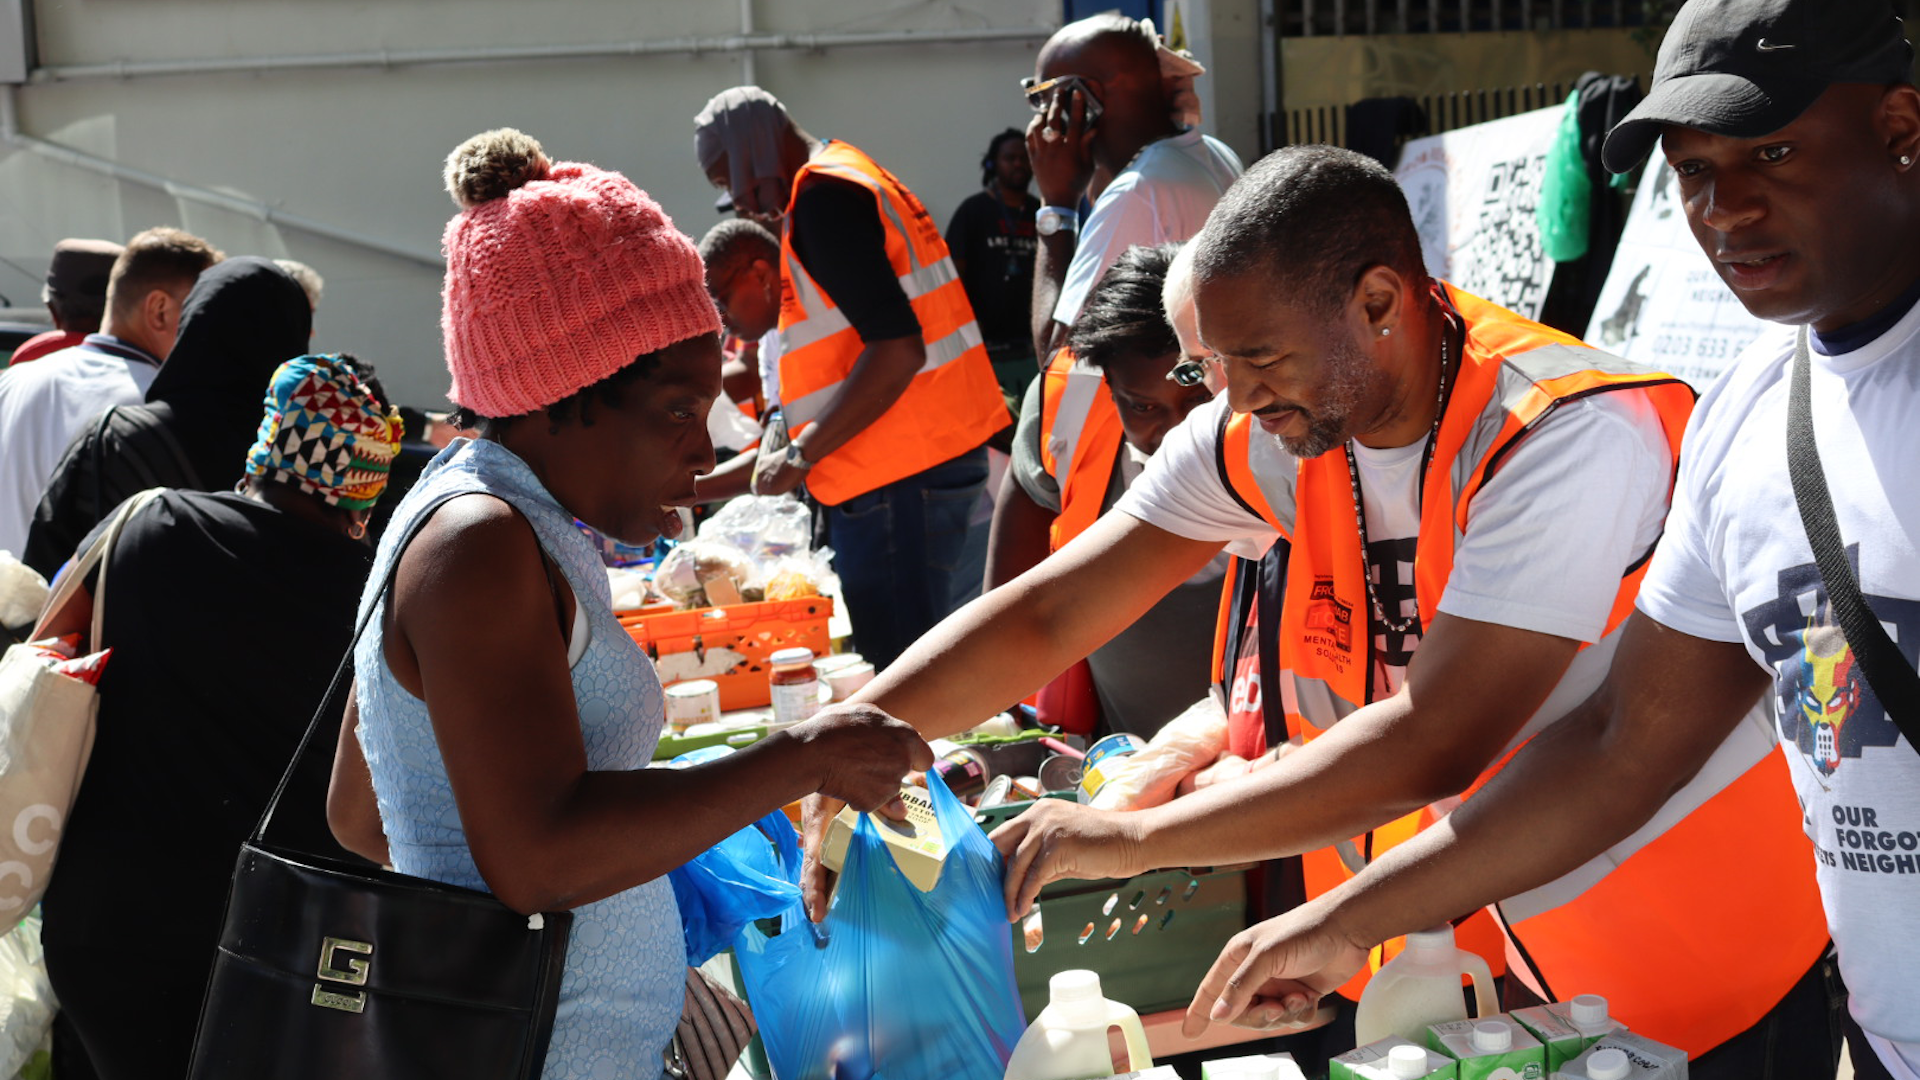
[
  {"x1": 800, "y1": 146, "x2": 1833, "y2": 1075},
  {"x1": 1174, "y1": 2, "x2": 1920, "y2": 1076},
  {"x1": 694, "y1": 87, "x2": 1009, "y2": 669}
]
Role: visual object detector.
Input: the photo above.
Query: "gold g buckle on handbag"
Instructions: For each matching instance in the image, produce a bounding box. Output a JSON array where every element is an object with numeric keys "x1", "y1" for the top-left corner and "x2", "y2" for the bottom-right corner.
[{"x1": 310, "y1": 936, "x2": 373, "y2": 1014}]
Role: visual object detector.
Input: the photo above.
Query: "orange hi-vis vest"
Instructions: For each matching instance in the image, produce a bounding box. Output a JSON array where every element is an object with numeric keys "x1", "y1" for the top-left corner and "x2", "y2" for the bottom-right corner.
[
  {"x1": 1037, "y1": 348, "x2": 1123, "y2": 551},
  {"x1": 1213, "y1": 285, "x2": 1826, "y2": 1056},
  {"x1": 776, "y1": 141, "x2": 1009, "y2": 506}
]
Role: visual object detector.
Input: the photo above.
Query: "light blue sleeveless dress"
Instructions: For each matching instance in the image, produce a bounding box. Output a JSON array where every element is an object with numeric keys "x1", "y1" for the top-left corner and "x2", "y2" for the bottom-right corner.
[{"x1": 353, "y1": 438, "x2": 682, "y2": 1079}]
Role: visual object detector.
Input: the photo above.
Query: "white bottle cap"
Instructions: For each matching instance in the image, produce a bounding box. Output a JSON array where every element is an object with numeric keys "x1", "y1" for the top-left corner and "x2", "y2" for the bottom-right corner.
[
  {"x1": 1471, "y1": 1020, "x2": 1512, "y2": 1053},
  {"x1": 1586, "y1": 1047, "x2": 1631, "y2": 1080},
  {"x1": 1048, "y1": 969, "x2": 1108, "y2": 1025},
  {"x1": 1388, "y1": 1044, "x2": 1431, "y2": 1078},
  {"x1": 1403, "y1": 924, "x2": 1456, "y2": 955},
  {"x1": 1569, "y1": 994, "x2": 1610, "y2": 1026}
]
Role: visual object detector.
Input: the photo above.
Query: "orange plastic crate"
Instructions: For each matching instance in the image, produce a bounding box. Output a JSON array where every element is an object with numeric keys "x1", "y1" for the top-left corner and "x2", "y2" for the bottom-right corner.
[{"x1": 620, "y1": 597, "x2": 834, "y2": 711}]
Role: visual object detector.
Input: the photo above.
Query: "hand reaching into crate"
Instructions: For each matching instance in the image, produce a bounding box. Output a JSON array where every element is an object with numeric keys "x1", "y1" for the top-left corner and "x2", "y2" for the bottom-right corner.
[{"x1": 987, "y1": 799, "x2": 1151, "y2": 921}]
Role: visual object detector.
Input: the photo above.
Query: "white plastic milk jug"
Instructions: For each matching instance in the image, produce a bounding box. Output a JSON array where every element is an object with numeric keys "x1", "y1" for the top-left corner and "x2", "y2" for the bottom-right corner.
[
  {"x1": 1003, "y1": 970, "x2": 1154, "y2": 1080},
  {"x1": 1351, "y1": 924, "x2": 1497, "y2": 1046}
]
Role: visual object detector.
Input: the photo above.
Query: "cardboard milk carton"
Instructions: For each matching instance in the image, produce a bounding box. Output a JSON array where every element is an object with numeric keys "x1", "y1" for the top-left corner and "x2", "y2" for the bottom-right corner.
[
  {"x1": 1331, "y1": 1035, "x2": 1460, "y2": 1079},
  {"x1": 1512, "y1": 995, "x2": 1627, "y2": 1069},
  {"x1": 1429, "y1": 1017, "x2": 1546, "y2": 1079},
  {"x1": 1201, "y1": 1052, "x2": 1307, "y2": 1079},
  {"x1": 1553, "y1": 1032, "x2": 1687, "y2": 1080}
]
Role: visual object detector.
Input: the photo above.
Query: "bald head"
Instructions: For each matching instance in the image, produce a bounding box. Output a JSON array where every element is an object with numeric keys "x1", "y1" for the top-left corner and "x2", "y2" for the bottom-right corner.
[{"x1": 1039, "y1": 13, "x2": 1160, "y2": 83}]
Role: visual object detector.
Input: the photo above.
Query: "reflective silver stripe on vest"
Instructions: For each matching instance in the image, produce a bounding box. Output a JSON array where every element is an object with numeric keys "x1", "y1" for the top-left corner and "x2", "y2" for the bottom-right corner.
[
  {"x1": 1241, "y1": 427, "x2": 1300, "y2": 529},
  {"x1": 1045, "y1": 355, "x2": 1107, "y2": 476},
  {"x1": 782, "y1": 317, "x2": 984, "y2": 429},
  {"x1": 1497, "y1": 696, "x2": 1778, "y2": 922}
]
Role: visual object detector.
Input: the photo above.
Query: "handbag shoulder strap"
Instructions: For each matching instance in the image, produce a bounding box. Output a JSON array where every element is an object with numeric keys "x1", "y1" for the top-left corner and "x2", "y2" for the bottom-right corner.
[
  {"x1": 1786, "y1": 326, "x2": 1920, "y2": 748},
  {"x1": 251, "y1": 490, "x2": 468, "y2": 845},
  {"x1": 31, "y1": 486, "x2": 166, "y2": 646}
]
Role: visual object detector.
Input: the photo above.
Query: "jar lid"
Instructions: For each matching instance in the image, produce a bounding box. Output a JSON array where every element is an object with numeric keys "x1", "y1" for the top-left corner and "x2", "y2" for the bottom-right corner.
[{"x1": 769, "y1": 647, "x2": 816, "y2": 665}]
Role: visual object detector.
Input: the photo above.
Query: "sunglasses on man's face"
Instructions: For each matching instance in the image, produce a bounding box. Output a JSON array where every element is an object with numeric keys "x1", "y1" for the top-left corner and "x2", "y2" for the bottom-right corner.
[
  {"x1": 1020, "y1": 74, "x2": 1100, "y2": 114},
  {"x1": 1166, "y1": 358, "x2": 1215, "y2": 388}
]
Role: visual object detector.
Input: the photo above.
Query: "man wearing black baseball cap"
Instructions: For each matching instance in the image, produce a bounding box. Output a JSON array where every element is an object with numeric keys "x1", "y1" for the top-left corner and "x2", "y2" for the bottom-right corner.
[{"x1": 1170, "y1": 3, "x2": 1920, "y2": 1078}]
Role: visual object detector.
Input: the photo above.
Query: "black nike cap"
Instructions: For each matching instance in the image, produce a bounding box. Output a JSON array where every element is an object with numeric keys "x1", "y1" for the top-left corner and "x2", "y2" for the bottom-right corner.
[{"x1": 1602, "y1": 0, "x2": 1914, "y2": 174}]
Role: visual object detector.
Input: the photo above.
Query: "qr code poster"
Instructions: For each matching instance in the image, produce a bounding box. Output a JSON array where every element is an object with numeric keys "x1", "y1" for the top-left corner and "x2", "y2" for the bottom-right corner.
[
  {"x1": 1394, "y1": 106, "x2": 1564, "y2": 321},
  {"x1": 1585, "y1": 157, "x2": 1768, "y2": 389}
]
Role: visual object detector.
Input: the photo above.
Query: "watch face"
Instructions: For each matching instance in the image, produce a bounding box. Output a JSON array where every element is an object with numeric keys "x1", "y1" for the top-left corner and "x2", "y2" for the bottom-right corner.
[{"x1": 1037, "y1": 210, "x2": 1068, "y2": 237}]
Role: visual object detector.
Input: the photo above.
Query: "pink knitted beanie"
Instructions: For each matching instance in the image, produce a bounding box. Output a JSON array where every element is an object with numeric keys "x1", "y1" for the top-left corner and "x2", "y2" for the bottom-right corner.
[{"x1": 440, "y1": 129, "x2": 722, "y2": 418}]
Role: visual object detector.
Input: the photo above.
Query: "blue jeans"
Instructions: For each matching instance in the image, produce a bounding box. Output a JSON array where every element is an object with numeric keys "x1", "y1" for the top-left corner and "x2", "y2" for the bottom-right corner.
[{"x1": 823, "y1": 447, "x2": 988, "y2": 671}]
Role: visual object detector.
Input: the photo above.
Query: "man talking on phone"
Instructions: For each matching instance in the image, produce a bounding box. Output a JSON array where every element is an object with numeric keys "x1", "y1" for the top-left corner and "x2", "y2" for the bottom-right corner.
[{"x1": 1027, "y1": 13, "x2": 1242, "y2": 361}]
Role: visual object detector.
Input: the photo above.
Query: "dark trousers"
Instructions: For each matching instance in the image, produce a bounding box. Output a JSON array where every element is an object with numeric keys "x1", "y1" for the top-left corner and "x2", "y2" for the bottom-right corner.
[
  {"x1": 1846, "y1": 1008, "x2": 1904, "y2": 1080},
  {"x1": 823, "y1": 447, "x2": 988, "y2": 671},
  {"x1": 1503, "y1": 949, "x2": 1845, "y2": 1080}
]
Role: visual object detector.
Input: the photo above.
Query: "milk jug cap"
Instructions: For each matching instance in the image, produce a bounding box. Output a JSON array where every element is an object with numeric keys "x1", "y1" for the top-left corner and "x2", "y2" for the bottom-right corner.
[
  {"x1": 1586, "y1": 1047, "x2": 1631, "y2": 1080},
  {"x1": 1388, "y1": 1044, "x2": 1431, "y2": 1078},
  {"x1": 1471, "y1": 1020, "x2": 1512, "y2": 1053},
  {"x1": 1569, "y1": 994, "x2": 1610, "y2": 1026},
  {"x1": 1047, "y1": 969, "x2": 1110, "y2": 1024},
  {"x1": 1404, "y1": 925, "x2": 1456, "y2": 956}
]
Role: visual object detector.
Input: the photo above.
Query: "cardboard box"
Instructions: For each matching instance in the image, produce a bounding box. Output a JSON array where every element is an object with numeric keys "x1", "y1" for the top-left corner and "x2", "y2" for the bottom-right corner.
[{"x1": 818, "y1": 786, "x2": 946, "y2": 892}]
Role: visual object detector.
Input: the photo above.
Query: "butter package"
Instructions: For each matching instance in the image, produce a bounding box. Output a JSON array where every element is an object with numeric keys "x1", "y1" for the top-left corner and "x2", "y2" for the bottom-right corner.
[
  {"x1": 1511, "y1": 995, "x2": 1625, "y2": 1070},
  {"x1": 818, "y1": 785, "x2": 947, "y2": 891},
  {"x1": 1331, "y1": 1036, "x2": 1459, "y2": 1079},
  {"x1": 1553, "y1": 1032, "x2": 1687, "y2": 1080},
  {"x1": 1201, "y1": 1051, "x2": 1308, "y2": 1079},
  {"x1": 1430, "y1": 1017, "x2": 1545, "y2": 1080}
]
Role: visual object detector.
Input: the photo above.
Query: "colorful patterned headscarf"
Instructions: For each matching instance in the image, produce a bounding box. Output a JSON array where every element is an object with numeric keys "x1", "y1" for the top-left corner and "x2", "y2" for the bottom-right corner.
[{"x1": 243, "y1": 355, "x2": 403, "y2": 510}]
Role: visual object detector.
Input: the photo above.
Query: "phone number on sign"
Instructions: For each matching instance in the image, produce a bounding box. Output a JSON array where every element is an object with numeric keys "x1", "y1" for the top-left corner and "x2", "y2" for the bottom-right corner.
[{"x1": 1649, "y1": 334, "x2": 1738, "y2": 362}]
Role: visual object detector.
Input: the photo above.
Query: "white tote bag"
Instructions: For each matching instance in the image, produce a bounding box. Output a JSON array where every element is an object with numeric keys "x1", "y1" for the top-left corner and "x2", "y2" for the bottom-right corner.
[{"x1": 0, "y1": 490, "x2": 161, "y2": 928}]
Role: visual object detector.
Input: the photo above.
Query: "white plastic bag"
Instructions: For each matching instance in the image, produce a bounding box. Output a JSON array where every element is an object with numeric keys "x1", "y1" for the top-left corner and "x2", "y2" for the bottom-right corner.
[
  {"x1": 1088, "y1": 697, "x2": 1230, "y2": 810},
  {"x1": 0, "y1": 556, "x2": 46, "y2": 641},
  {"x1": 0, "y1": 911, "x2": 55, "y2": 1080}
]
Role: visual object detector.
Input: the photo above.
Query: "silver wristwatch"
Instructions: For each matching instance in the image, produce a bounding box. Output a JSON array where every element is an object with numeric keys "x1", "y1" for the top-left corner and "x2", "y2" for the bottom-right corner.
[
  {"x1": 783, "y1": 440, "x2": 813, "y2": 470},
  {"x1": 1035, "y1": 206, "x2": 1079, "y2": 237}
]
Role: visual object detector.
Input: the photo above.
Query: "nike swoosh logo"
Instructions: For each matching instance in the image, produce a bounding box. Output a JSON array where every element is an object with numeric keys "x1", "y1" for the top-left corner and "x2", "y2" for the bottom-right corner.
[{"x1": 1757, "y1": 38, "x2": 1796, "y2": 51}]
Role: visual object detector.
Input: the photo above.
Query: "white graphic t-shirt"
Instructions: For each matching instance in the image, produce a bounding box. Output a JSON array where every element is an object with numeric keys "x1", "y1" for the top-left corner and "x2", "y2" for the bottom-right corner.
[
  {"x1": 1117, "y1": 390, "x2": 1673, "y2": 714},
  {"x1": 1636, "y1": 306, "x2": 1920, "y2": 1076}
]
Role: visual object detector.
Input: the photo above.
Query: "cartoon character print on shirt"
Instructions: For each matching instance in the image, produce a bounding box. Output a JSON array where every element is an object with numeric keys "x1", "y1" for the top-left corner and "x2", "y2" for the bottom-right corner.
[{"x1": 1739, "y1": 550, "x2": 1916, "y2": 782}]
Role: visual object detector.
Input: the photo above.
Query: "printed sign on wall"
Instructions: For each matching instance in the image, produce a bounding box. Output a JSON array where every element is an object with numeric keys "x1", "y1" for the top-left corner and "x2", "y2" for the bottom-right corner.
[
  {"x1": 1585, "y1": 157, "x2": 1769, "y2": 389},
  {"x1": 1394, "y1": 105, "x2": 1564, "y2": 321}
]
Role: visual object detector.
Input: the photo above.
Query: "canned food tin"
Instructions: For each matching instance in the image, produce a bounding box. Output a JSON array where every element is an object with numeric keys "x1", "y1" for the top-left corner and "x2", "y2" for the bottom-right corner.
[
  {"x1": 1036, "y1": 753, "x2": 1083, "y2": 794},
  {"x1": 1077, "y1": 732, "x2": 1144, "y2": 804},
  {"x1": 930, "y1": 747, "x2": 992, "y2": 799},
  {"x1": 663, "y1": 679, "x2": 720, "y2": 732}
]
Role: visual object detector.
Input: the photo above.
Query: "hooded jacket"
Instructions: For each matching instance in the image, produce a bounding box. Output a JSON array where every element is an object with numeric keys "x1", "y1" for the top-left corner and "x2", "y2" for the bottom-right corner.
[{"x1": 22, "y1": 258, "x2": 311, "y2": 576}]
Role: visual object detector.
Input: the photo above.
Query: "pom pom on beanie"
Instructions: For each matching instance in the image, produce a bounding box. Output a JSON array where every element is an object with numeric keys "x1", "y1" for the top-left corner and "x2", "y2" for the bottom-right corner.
[
  {"x1": 440, "y1": 128, "x2": 722, "y2": 418},
  {"x1": 445, "y1": 128, "x2": 552, "y2": 209}
]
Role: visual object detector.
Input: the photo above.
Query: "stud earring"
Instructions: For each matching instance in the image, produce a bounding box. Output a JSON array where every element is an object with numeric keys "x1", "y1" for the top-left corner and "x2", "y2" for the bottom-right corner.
[
  {"x1": 1902, "y1": 155, "x2": 1913, "y2": 167},
  {"x1": 1380, "y1": 327, "x2": 1392, "y2": 337}
]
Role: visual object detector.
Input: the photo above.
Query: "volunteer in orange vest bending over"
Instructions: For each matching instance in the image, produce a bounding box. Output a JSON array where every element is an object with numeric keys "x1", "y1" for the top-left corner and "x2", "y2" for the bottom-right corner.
[
  {"x1": 987, "y1": 243, "x2": 1219, "y2": 740},
  {"x1": 694, "y1": 87, "x2": 1009, "y2": 669},
  {"x1": 810, "y1": 147, "x2": 1830, "y2": 1073}
]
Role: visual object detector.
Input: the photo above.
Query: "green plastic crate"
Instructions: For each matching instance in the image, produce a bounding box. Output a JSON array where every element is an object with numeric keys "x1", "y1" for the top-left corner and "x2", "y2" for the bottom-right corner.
[{"x1": 973, "y1": 800, "x2": 1254, "y2": 1023}]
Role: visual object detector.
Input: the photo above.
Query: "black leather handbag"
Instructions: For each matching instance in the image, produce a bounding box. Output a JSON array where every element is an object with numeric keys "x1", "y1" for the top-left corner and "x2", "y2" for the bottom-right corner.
[{"x1": 187, "y1": 494, "x2": 572, "y2": 1079}]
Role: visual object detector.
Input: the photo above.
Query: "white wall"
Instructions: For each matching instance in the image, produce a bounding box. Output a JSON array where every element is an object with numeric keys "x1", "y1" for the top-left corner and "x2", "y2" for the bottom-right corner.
[{"x1": 0, "y1": 0, "x2": 1262, "y2": 408}]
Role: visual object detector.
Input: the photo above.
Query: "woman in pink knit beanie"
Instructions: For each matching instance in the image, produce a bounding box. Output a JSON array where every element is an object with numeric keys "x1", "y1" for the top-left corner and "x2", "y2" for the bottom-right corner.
[{"x1": 328, "y1": 129, "x2": 932, "y2": 1078}]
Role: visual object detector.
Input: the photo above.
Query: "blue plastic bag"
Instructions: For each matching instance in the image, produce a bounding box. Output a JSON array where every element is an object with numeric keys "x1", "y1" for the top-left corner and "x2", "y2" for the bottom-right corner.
[
  {"x1": 669, "y1": 810, "x2": 802, "y2": 966},
  {"x1": 665, "y1": 745, "x2": 805, "y2": 967},
  {"x1": 734, "y1": 771, "x2": 1027, "y2": 1080}
]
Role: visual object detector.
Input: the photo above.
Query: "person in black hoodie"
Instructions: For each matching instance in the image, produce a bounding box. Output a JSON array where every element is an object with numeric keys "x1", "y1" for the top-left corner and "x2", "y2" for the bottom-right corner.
[{"x1": 21, "y1": 256, "x2": 311, "y2": 577}]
